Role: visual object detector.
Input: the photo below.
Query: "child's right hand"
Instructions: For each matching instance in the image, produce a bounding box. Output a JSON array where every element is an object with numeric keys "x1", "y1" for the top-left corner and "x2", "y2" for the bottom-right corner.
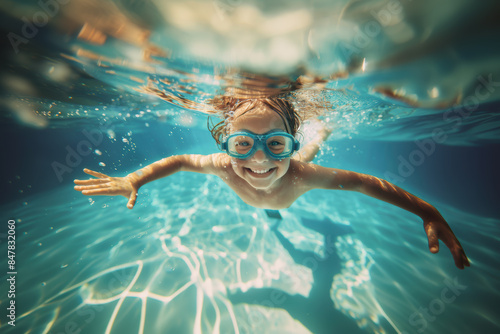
[{"x1": 74, "y1": 169, "x2": 139, "y2": 209}]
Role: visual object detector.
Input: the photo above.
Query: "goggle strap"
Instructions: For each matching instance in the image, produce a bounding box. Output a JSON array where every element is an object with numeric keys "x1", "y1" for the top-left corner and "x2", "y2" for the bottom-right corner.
[{"x1": 294, "y1": 141, "x2": 300, "y2": 151}]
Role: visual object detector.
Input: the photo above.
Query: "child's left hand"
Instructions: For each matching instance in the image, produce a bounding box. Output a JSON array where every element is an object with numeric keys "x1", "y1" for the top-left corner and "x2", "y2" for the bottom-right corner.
[{"x1": 423, "y1": 217, "x2": 470, "y2": 269}]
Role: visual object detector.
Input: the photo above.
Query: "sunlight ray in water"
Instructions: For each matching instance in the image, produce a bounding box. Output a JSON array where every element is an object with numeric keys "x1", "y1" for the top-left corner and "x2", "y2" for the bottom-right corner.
[{"x1": 2, "y1": 170, "x2": 499, "y2": 333}]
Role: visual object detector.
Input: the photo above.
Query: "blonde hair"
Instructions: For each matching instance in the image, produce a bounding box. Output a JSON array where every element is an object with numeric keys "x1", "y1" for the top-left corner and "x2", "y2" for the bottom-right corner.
[{"x1": 208, "y1": 97, "x2": 301, "y2": 146}]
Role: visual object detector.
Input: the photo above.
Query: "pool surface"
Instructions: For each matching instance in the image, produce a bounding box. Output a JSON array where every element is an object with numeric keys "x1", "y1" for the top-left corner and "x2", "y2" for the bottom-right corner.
[{"x1": 1, "y1": 1, "x2": 500, "y2": 333}]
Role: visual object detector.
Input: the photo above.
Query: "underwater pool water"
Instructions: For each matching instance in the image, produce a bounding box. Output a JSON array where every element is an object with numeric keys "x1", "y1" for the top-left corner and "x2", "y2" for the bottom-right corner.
[
  {"x1": 2, "y1": 167, "x2": 500, "y2": 334},
  {"x1": 1, "y1": 0, "x2": 500, "y2": 333}
]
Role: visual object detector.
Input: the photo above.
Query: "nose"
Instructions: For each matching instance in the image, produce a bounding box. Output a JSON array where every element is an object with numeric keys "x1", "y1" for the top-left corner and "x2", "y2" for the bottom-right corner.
[{"x1": 250, "y1": 148, "x2": 269, "y2": 162}]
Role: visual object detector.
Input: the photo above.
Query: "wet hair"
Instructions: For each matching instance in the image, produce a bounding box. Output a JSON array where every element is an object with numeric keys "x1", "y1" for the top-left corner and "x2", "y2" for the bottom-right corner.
[{"x1": 208, "y1": 97, "x2": 301, "y2": 146}]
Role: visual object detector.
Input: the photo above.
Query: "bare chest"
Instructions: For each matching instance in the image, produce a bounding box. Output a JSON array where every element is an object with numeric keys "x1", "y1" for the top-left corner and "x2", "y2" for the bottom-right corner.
[{"x1": 221, "y1": 174, "x2": 304, "y2": 210}]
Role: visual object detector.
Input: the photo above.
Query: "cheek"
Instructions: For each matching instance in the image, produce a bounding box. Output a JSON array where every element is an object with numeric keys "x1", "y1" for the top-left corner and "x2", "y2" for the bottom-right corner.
[
  {"x1": 275, "y1": 160, "x2": 290, "y2": 174},
  {"x1": 230, "y1": 158, "x2": 245, "y2": 173}
]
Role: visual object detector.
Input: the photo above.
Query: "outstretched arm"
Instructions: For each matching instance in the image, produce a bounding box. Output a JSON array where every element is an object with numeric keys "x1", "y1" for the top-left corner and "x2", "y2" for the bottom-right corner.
[
  {"x1": 305, "y1": 166, "x2": 470, "y2": 269},
  {"x1": 294, "y1": 121, "x2": 333, "y2": 163},
  {"x1": 74, "y1": 154, "x2": 222, "y2": 209},
  {"x1": 358, "y1": 174, "x2": 469, "y2": 269}
]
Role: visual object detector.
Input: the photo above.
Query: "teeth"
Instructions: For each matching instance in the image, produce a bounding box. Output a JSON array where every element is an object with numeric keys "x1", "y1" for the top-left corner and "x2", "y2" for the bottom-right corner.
[{"x1": 250, "y1": 168, "x2": 271, "y2": 174}]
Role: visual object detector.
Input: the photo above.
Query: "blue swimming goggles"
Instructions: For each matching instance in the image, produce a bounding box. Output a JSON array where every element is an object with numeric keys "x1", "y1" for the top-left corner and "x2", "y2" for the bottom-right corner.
[{"x1": 221, "y1": 131, "x2": 300, "y2": 160}]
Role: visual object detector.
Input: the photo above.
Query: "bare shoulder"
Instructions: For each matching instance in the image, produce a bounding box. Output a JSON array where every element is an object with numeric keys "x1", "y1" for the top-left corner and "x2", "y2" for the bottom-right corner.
[
  {"x1": 210, "y1": 153, "x2": 232, "y2": 170},
  {"x1": 180, "y1": 153, "x2": 231, "y2": 176},
  {"x1": 289, "y1": 159, "x2": 364, "y2": 191}
]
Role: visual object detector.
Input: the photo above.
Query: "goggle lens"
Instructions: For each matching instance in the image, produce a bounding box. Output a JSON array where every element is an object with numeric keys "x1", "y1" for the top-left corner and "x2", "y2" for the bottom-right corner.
[
  {"x1": 266, "y1": 135, "x2": 290, "y2": 155},
  {"x1": 228, "y1": 135, "x2": 254, "y2": 156},
  {"x1": 225, "y1": 132, "x2": 296, "y2": 159}
]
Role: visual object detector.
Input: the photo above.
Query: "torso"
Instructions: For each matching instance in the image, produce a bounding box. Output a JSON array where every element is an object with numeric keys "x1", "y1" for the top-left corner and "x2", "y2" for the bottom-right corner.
[{"x1": 214, "y1": 156, "x2": 310, "y2": 209}]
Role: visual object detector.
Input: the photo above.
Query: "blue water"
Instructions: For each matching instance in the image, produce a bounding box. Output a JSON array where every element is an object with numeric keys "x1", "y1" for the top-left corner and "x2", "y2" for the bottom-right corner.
[{"x1": 1, "y1": 1, "x2": 500, "y2": 333}]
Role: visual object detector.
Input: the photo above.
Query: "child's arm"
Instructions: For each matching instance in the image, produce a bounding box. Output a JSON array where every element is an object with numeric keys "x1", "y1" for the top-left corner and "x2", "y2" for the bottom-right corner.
[
  {"x1": 304, "y1": 165, "x2": 470, "y2": 269},
  {"x1": 294, "y1": 121, "x2": 333, "y2": 163},
  {"x1": 74, "y1": 154, "x2": 223, "y2": 209}
]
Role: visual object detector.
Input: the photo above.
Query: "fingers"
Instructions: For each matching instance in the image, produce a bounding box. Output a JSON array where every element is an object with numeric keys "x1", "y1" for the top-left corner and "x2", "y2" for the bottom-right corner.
[
  {"x1": 426, "y1": 225, "x2": 440, "y2": 253},
  {"x1": 83, "y1": 168, "x2": 109, "y2": 179},
  {"x1": 453, "y1": 247, "x2": 471, "y2": 270},
  {"x1": 427, "y1": 226, "x2": 470, "y2": 269},
  {"x1": 74, "y1": 178, "x2": 110, "y2": 185},
  {"x1": 453, "y1": 252, "x2": 465, "y2": 269},
  {"x1": 74, "y1": 184, "x2": 110, "y2": 192},
  {"x1": 463, "y1": 253, "x2": 471, "y2": 267},
  {"x1": 439, "y1": 231, "x2": 470, "y2": 269},
  {"x1": 454, "y1": 252, "x2": 467, "y2": 269},
  {"x1": 81, "y1": 188, "x2": 115, "y2": 196},
  {"x1": 127, "y1": 192, "x2": 137, "y2": 209}
]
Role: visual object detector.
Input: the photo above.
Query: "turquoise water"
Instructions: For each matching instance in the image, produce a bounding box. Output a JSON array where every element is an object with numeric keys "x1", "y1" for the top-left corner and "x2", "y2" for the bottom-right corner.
[
  {"x1": 3, "y1": 170, "x2": 500, "y2": 333},
  {"x1": 1, "y1": 1, "x2": 500, "y2": 333}
]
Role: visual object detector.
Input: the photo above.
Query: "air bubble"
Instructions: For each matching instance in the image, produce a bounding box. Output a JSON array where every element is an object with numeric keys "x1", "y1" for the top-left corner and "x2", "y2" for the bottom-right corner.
[{"x1": 107, "y1": 129, "x2": 116, "y2": 139}]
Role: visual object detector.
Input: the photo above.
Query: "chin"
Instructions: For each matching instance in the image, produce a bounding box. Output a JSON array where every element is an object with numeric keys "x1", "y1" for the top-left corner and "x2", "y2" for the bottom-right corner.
[
  {"x1": 247, "y1": 179, "x2": 276, "y2": 190},
  {"x1": 243, "y1": 168, "x2": 283, "y2": 190},
  {"x1": 232, "y1": 158, "x2": 290, "y2": 190}
]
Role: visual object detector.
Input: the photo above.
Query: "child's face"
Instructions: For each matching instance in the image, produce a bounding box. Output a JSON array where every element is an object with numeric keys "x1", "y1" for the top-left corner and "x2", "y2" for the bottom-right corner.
[{"x1": 228, "y1": 105, "x2": 292, "y2": 190}]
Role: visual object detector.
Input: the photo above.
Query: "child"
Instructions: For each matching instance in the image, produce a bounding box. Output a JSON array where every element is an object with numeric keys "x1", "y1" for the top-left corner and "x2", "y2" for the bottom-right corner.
[{"x1": 74, "y1": 97, "x2": 470, "y2": 269}]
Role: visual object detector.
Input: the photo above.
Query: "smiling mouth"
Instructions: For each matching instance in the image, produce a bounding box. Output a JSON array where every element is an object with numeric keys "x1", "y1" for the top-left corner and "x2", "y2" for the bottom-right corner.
[{"x1": 245, "y1": 167, "x2": 276, "y2": 177}]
